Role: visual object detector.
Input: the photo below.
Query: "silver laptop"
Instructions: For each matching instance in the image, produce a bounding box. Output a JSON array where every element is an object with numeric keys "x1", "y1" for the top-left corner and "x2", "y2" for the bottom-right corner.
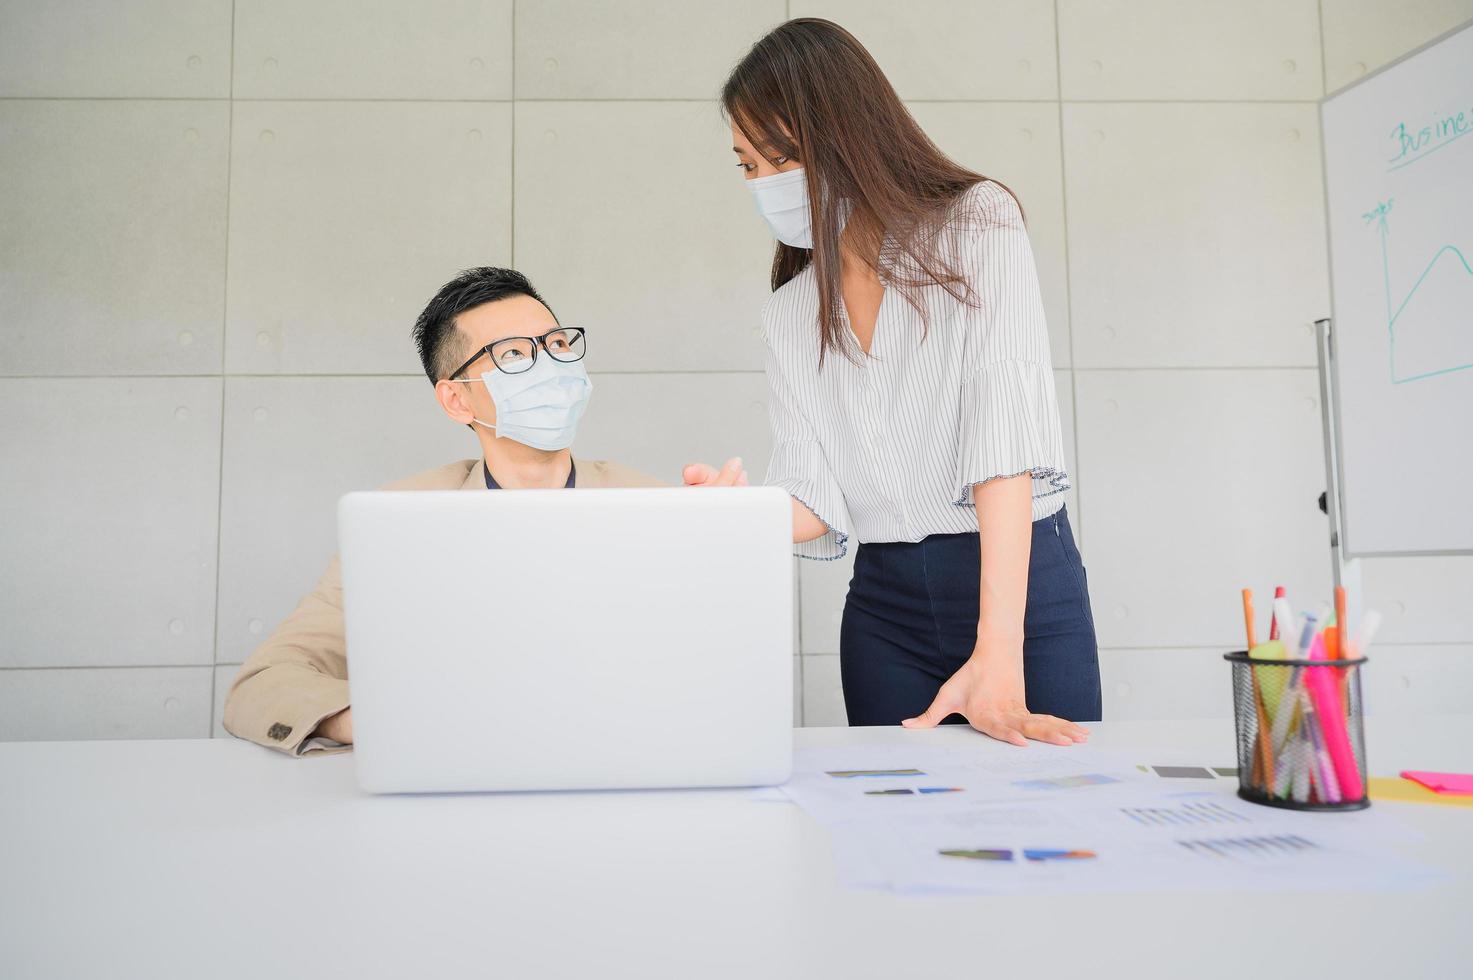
[{"x1": 337, "y1": 486, "x2": 793, "y2": 793}]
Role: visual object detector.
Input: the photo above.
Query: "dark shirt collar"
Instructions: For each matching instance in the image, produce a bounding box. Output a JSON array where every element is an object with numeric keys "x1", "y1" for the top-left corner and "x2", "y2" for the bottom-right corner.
[{"x1": 483, "y1": 459, "x2": 576, "y2": 490}]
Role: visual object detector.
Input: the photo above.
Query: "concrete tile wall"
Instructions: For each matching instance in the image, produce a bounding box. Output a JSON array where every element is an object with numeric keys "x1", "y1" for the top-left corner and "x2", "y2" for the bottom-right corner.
[{"x1": 2, "y1": 0, "x2": 1470, "y2": 740}]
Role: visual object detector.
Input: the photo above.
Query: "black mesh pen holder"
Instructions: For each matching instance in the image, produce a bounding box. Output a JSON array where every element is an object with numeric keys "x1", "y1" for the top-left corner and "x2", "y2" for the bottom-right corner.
[{"x1": 1224, "y1": 651, "x2": 1369, "y2": 811}]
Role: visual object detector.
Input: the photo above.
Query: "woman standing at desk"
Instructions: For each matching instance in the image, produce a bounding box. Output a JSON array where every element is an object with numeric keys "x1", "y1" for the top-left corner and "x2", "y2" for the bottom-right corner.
[{"x1": 688, "y1": 19, "x2": 1100, "y2": 745}]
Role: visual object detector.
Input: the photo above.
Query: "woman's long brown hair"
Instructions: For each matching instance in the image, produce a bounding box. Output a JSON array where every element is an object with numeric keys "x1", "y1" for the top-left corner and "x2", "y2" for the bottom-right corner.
[{"x1": 721, "y1": 18, "x2": 1024, "y2": 364}]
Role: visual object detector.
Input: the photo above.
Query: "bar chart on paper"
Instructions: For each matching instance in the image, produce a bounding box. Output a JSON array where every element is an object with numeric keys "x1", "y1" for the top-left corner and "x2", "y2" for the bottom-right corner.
[
  {"x1": 1118, "y1": 800, "x2": 1251, "y2": 827},
  {"x1": 1321, "y1": 18, "x2": 1473, "y2": 555}
]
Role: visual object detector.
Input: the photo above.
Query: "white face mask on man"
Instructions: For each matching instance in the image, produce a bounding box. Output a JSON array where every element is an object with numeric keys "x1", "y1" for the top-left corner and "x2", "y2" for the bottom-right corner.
[
  {"x1": 747, "y1": 166, "x2": 814, "y2": 249},
  {"x1": 454, "y1": 354, "x2": 593, "y2": 452}
]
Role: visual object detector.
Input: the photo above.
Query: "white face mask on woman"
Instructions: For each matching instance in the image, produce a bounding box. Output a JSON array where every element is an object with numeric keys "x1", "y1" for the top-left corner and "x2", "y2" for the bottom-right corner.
[{"x1": 747, "y1": 167, "x2": 813, "y2": 249}]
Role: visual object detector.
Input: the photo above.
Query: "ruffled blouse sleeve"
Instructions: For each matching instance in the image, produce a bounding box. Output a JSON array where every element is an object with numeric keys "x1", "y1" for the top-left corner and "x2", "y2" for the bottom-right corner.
[
  {"x1": 762, "y1": 339, "x2": 852, "y2": 560},
  {"x1": 953, "y1": 182, "x2": 1070, "y2": 506}
]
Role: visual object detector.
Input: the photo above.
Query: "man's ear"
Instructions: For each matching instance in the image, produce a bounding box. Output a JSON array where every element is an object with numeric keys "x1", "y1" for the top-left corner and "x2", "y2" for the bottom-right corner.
[{"x1": 434, "y1": 379, "x2": 479, "y2": 428}]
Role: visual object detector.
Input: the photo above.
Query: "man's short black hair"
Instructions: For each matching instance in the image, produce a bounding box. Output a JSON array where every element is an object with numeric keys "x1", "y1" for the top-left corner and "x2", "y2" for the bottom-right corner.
[{"x1": 411, "y1": 267, "x2": 556, "y2": 384}]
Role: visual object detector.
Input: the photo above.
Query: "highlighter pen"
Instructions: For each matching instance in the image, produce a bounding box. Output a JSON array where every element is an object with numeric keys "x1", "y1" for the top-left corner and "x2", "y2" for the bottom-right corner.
[
  {"x1": 1270, "y1": 608, "x2": 1322, "y2": 754},
  {"x1": 1278, "y1": 729, "x2": 1305, "y2": 803},
  {"x1": 1300, "y1": 687, "x2": 1342, "y2": 803},
  {"x1": 1334, "y1": 585, "x2": 1348, "y2": 659},
  {"x1": 1299, "y1": 707, "x2": 1320, "y2": 800},
  {"x1": 1269, "y1": 586, "x2": 1286, "y2": 640},
  {"x1": 1305, "y1": 632, "x2": 1365, "y2": 800},
  {"x1": 1266, "y1": 596, "x2": 1298, "y2": 711},
  {"x1": 1273, "y1": 734, "x2": 1297, "y2": 799},
  {"x1": 1261, "y1": 596, "x2": 1298, "y2": 709},
  {"x1": 1273, "y1": 597, "x2": 1296, "y2": 647},
  {"x1": 1273, "y1": 694, "x2": 1309, "y2": 801},
  {"x1": 1242, "y1": 588, "x2": 1278, "y2": 787},
  {"x1": 1307, "y1": 604, "x2": 1331, "y2": 651},
  {"x1": 1291, "y1": 716, "x2": 1312, "y2": 804}
]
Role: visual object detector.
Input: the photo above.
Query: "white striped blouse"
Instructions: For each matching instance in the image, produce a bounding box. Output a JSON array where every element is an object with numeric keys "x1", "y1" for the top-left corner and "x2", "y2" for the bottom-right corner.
[{"x1": 761, "y1": 179, "x2": 1069, "y2": 561}]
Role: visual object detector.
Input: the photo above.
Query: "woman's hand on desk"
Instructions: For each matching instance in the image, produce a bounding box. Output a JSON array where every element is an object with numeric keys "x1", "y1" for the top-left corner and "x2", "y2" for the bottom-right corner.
[
  {"x1": 315, "y1": 707, "x2": 354, "y2": 745},
  {"x1": 901, "y1": 653, "x2": 1089, "y2": 747},
  {"x1": 682, "y1": 458, "x2": 749, "y2": 487}
]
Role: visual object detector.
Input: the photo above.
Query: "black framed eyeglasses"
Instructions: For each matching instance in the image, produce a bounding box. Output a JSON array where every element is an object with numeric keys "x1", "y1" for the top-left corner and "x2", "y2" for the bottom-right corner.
[{"x1": 447, "y1": 326, "x2": 588, "y2": 379}]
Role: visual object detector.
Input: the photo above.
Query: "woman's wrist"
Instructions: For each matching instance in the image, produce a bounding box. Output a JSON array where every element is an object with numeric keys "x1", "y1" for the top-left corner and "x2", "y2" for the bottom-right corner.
[
  {"x1": 973, "y1": 627, "x2": 1024, "y2": 657},
  {"x1": 968, "y1": 635, "x2": 1025, "y2": 689}
]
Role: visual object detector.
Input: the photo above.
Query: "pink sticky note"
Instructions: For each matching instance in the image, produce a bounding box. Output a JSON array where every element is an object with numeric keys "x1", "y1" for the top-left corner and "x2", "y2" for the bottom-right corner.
[{"x1": 1400, "y1": 771, "x2": 1473, "y2": 796}]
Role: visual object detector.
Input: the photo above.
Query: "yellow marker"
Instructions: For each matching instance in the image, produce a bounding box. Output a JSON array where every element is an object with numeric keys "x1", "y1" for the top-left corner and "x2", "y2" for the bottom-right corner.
[{"x1": 1249, "y1": 639, "x2": 1288, "y2": 717}]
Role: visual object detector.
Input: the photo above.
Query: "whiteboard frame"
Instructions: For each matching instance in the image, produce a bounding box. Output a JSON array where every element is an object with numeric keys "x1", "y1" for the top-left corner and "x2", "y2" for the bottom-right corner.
[
  {"x1": 1316, "y1": 15, "x2": 1473, "y2": 559},
  {"x1": 1316, "y1": 319, "x2": 1364, "y2": 623}
]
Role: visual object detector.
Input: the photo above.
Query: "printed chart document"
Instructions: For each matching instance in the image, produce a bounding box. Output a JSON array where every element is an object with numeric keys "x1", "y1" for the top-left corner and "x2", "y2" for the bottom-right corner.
[{"x1": 777, "y1": 741, "x2": 1436, "y2": 895}]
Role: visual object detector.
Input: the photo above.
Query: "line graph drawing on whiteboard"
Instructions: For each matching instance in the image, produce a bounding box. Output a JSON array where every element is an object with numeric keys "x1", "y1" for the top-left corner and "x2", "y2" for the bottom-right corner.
[{"x1": 1362, "y1": 198, "x2": 1473, "y2": 385}]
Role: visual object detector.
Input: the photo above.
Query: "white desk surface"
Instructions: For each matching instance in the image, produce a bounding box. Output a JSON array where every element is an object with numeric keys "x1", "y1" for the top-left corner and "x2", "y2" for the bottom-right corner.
[{"x1": 2, "y1": 718, "x2": 1467, "y2": 979}]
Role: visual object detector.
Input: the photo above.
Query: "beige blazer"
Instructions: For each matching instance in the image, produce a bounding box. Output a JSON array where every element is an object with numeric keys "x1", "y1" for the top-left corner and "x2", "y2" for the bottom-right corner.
[{"x1": 222, "y1": 457, "x2": 664, "y2": 755}]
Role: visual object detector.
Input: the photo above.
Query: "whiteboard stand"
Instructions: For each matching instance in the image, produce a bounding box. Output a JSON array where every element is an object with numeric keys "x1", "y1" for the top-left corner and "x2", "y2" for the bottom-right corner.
[{"x1": 1316, "y1": 316, "x2": 1364, "y2": 629}]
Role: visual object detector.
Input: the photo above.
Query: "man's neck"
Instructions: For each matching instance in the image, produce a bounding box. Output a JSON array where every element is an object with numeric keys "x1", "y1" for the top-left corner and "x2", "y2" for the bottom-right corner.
[{"x1": 479, "y1": 437, "x2": 573, "y2": 489}]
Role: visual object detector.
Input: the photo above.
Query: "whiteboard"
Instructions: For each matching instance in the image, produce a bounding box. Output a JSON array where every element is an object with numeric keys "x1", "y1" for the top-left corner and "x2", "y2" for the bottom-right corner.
[{"x1": 1321, "y1": 18, "x2": 1473, "y2": 556}]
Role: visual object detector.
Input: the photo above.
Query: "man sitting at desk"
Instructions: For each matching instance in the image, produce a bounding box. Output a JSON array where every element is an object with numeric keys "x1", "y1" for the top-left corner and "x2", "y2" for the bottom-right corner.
[{"x1": 223, "y1": 266, "x2": 747, "y2": 755}]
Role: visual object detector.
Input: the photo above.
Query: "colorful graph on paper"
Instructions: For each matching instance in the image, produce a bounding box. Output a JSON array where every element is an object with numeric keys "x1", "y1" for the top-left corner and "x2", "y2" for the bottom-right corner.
[
  {"x1": 1119, "y1": 800, "x2": 1252, "y2": 827},
  {"x1": 1176, "y1": 834, "x2": 1319, "y2": 862}
]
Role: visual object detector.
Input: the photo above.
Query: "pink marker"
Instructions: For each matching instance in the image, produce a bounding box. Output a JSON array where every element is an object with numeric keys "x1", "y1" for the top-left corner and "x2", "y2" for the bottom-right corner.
[
  {"x1": 1299, "y1": 687, "x2": 1342, "y2": 803},
  {"x1": 1305, "y1": 633, "x2": 1363, "y2": 800}
]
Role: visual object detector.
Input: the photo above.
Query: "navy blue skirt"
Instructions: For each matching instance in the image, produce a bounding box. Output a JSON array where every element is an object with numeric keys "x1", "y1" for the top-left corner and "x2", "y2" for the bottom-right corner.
[{"x1": 839, "y1": 505, "x2": 1102, "y2": 726}]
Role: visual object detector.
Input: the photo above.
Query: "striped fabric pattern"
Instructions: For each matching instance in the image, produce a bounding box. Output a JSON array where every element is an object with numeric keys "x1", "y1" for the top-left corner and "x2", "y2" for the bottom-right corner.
[{"x1": 760, "y1": 179, "x2": 1069, "y2": 561}]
